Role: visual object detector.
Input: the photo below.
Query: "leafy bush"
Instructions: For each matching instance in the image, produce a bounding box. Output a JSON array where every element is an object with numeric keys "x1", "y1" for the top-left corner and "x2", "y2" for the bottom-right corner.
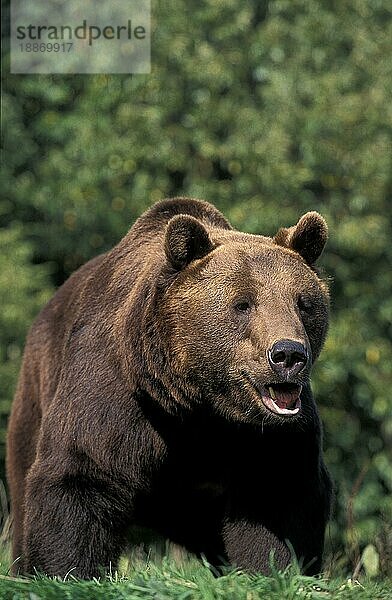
[{"x1": 0, "y1": 227, "x2": 52, "y2": 466}]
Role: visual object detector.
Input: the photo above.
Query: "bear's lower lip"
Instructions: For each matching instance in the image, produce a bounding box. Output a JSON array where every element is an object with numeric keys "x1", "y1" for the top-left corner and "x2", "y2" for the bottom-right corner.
[{"x1": 261, "y1": 383, "x2": 302, "y2": 416}]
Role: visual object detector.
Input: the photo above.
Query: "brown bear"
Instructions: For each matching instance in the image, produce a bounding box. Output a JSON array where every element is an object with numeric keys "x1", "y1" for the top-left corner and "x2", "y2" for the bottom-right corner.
[{"x1": 6, "y1": 197, "x2": 332, "y2": 578}]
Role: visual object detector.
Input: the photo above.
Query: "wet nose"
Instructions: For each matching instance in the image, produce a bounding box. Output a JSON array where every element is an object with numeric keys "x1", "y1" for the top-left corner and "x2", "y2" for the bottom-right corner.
[{"x1": 268, "y1": 339, "x2": 308, "y2": 378}]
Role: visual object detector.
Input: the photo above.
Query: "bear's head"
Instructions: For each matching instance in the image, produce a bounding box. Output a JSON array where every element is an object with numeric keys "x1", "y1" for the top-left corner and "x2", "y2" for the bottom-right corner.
[{"x1": 157, "y1": 210, "x2": 329, "y2": 426}]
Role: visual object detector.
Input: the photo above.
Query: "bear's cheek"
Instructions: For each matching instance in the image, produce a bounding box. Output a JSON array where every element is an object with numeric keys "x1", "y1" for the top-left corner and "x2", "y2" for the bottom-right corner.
[
  {"x1": 168, "y1": 320, "x2": 233, "y2": 374},
  {"x1": 301, "y1": 306, "x2": 329, "y2": 360}
]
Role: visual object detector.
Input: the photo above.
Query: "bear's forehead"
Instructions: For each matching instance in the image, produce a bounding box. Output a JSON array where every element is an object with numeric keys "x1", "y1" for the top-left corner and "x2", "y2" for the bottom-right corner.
[
  {"x1": 189, "y1": 236, "x2": 326, "y2": 297},
  {"x1": 201, "y1": 236, "x2": 309, "y2": 278}
]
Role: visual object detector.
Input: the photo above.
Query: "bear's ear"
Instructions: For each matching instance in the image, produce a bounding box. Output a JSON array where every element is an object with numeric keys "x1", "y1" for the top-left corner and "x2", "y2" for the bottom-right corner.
[
  {"x1": 274, "y1": 211, "x2": 328, "y2": 265},
  {"x1": 164, "y1": 214, "x2": 214, "y2": 270}
]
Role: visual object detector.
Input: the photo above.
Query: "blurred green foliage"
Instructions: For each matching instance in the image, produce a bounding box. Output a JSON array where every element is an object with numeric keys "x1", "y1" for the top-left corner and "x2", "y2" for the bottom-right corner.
[
  {"x1": 0, "y1": 228, "x2": 53, "y2": 450},
  {"x1": 1, "y1": 0, "x2": 391, "y2": 573}
]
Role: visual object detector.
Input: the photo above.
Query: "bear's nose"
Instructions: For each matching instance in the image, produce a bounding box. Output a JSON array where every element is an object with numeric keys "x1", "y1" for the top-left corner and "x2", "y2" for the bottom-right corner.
[{"x1": 268, "y1": 339, "x2": 308, "y2": 378}]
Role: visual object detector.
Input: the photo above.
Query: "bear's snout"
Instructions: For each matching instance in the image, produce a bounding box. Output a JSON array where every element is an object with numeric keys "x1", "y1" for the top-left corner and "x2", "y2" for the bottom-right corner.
[{"x1": 267, "y1": 339, "x2": 309, "y2": 379}]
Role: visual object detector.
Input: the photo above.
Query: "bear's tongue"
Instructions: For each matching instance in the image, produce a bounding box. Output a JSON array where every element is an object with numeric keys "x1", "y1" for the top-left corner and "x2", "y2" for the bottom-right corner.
[
  {"x1": 262, "y1": 383, "x2": 302, "y2": 416},
  {"x1": 269, "y1": 384, "x2": 301, "y2": 409}
]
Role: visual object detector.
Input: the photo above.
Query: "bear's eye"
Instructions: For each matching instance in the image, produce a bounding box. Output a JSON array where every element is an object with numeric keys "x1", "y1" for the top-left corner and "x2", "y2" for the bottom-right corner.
[
  {"x1": 297, "y1": 294, "x2": 313, "y2": 313},
  {"x1": 234, "y1": 300, "x2": 252, "y2": 314}
]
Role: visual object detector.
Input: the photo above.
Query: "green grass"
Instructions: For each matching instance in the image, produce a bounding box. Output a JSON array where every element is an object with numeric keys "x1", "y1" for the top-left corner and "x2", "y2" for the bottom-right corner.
[{"x1": 0, "y1": 545, "x2": 391, "y2": 600}]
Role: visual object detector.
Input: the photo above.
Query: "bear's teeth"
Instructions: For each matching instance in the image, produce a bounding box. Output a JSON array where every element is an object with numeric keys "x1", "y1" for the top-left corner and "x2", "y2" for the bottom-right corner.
[{"x1": 268, "y1": 386, "x2": 276, "y2": 400}]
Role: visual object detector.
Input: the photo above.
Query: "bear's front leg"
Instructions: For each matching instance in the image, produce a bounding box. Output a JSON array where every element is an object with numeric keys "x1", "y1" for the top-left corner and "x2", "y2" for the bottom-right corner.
[
  {"x1": 222, "y1": 517, "x2": 291, "y2": 574},
  {"x1": 21, "y1": 463, "x2": 131, "y2": 578}
]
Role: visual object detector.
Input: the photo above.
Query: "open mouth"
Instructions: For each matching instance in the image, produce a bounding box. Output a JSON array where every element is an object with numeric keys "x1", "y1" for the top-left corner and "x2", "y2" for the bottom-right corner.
[{"x1": 260, "y1": 383, "x2": 302, "y2": 416}]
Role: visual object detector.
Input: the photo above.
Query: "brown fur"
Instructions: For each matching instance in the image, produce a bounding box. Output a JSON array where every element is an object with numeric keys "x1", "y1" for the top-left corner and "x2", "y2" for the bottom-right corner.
[{"x1": 7, "y1": 197, "x2": 332, "y2": 578}]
